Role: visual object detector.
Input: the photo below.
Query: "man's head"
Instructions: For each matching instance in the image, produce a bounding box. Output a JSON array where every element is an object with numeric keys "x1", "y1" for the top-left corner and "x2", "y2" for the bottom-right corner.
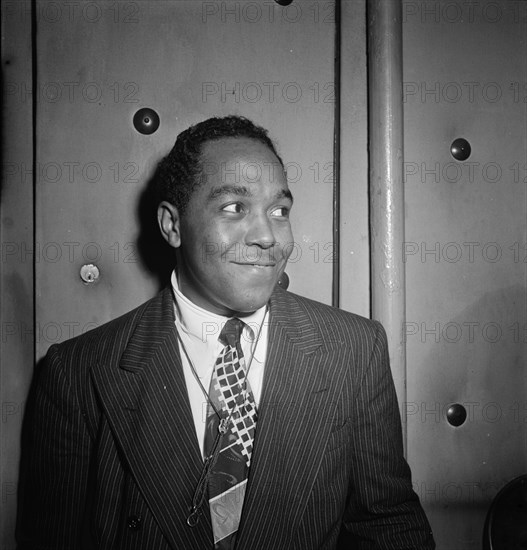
[
  {"x1": 156, "y1": 115, "x2": 286, "y2": 215},
  {"x1": 157, "y1": 116, "x2": 294, "y2": 317}
]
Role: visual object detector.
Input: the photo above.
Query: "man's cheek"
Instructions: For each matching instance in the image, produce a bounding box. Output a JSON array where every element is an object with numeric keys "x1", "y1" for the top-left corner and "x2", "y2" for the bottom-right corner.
[
  {"x1": 266, "y1": 244, "x2": 284, "y2": 264},
  {"x1": 201, "y1": 242, "x2": 219, "y2": 263},
  {"x1": 280, "y1": 235, "x2": 296, "y2": 261}
]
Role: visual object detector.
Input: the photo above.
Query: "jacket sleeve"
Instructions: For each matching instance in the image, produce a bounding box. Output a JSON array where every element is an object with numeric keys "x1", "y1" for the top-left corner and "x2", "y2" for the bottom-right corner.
[
  {"x1": 17, "y1": 344, "x2": 93, "y2": 550},
  {"x1": 338, "y1": 321, "x2": 435, "y2": 549}
]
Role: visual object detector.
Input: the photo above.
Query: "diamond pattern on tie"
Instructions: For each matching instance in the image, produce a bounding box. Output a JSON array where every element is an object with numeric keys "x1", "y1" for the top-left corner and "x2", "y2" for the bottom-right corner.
[
  {"x1": 205, "y1": 318, "x2": 258, "y2": 549},
  {"x1": 213, "y1": 346, "x2": 257, "y2": 467}
]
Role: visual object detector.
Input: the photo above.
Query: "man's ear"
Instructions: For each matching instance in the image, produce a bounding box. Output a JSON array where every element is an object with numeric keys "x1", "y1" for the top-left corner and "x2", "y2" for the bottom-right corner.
[{"x1": 157, "y1": 201, "x2": 182, "y2": 249}]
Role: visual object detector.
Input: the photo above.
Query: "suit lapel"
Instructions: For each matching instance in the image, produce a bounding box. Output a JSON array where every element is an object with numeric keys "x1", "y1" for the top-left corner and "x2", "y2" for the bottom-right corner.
[
  {"x1": 91, "y1": 288, "x2": 212, "y2": 548},
  {"x1": 90, "y1": 286, "x2": 347, "y2": 548},
  {"x1": 237, "y1": 288, "x2": 348, "y2": 549}
]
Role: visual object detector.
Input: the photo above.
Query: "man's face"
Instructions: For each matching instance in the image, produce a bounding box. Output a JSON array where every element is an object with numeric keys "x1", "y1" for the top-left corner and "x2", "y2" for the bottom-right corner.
[{"x1": 175, "y1": 137, "x2": 294, "y2": 316}]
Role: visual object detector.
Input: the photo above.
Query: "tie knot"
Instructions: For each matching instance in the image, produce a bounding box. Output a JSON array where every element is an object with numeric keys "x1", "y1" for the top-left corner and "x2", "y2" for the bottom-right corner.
[{"x1": 219, "y1": 318, "x2": 244, "y2": 348}]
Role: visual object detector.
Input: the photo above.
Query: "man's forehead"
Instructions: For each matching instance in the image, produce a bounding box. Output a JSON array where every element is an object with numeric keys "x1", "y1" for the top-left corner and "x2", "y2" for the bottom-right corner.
[
  {"x1": 200, "y1": 136, "x2": 286, "y2": 186},
  {"x1": 202, "y1": 136, "x2": 277, "y2": 163}
]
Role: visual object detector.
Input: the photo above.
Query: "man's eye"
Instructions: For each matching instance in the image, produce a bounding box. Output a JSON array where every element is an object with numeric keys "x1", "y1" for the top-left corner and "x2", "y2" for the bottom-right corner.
[
  {"x1": 222, "y1": 203, "x2": 243, "y2": 213},
  {"x1": 271, "y1": 206, "x2": 289, "y2": 217}
]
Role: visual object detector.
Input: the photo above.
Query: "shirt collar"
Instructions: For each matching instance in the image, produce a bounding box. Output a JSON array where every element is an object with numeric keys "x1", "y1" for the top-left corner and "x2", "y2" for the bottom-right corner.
[{"x1": 170, "y1": 270, "x2": 267, "y2": 347}]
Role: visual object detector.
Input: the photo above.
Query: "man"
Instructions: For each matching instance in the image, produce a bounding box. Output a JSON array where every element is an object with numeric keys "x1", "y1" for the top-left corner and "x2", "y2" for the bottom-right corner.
[{"x1": 17, "y1": 116, "x2": 434, "y2": 549}]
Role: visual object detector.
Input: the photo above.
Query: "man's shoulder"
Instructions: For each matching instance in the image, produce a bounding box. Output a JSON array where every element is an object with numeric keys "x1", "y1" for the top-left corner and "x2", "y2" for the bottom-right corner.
[
  {"x1": 272, "y1": 287, "x2": 384, "y2": 342},
  {"x1": 48, "y1": 288, "x2": 169, "y2": 361}
]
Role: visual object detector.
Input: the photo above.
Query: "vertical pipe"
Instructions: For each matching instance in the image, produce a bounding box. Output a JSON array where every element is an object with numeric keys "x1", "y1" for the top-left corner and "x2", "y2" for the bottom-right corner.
[
  {"x1": 367, "y1": 0, "x2": 407, "y2": 448},
  {"x1": 332, "y1": 0, "x2": 341, "y2": 308}
]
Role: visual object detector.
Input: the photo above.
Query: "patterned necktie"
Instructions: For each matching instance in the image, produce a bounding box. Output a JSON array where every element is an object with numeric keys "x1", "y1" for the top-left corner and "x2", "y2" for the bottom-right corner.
[{"x1": 204, "y1": 318, "x2": 258, "y2": 550}]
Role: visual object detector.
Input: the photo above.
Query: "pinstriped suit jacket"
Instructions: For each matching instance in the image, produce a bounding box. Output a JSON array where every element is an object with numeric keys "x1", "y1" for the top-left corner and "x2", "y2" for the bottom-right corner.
[{"x1": 17, "y1": 286, "x2": 434, "y2": 549}]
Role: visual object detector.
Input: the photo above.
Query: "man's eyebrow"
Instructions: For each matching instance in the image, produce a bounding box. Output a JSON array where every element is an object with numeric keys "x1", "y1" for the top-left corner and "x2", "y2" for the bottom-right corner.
[
  {"x1": 207, "y1": 186, "x2": 252, "y2": 201},
  {"x1": 207, "y1": 186, "x2": 294, "y2": 202}
]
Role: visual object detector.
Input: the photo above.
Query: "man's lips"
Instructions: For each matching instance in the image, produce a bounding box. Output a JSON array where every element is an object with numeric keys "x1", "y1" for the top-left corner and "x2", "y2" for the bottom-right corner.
[{"x1": 232, "y1": 262, "x2": 276, "y2": 267}]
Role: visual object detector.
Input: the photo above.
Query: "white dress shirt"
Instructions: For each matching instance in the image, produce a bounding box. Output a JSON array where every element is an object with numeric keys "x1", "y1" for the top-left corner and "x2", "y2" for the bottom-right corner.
[{"x1": 170, "y1": 271, "x2": 268, "y2": 458}]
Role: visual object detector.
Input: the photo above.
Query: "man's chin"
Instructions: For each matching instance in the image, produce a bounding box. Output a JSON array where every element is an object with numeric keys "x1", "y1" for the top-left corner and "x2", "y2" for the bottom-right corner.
[{"x1": 227, "y1": 290, "x2": 275, "y2": 316}]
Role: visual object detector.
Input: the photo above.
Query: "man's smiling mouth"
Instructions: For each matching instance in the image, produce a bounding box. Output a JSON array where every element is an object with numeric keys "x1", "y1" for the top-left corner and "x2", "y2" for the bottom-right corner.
[{"x1": 232, "y1": 262, "x2": 276, "y2": 268}]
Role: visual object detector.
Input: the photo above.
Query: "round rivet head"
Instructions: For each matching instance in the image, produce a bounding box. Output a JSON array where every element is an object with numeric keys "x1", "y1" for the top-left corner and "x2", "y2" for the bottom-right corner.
[
  {"x1": 275, "y1": 0, "x2": 294, "y2": 5},
  {"x1": 133, "y1": 108, "x2": 160, "y2": 135},
  {"x1": 80, "y1": 264, "x2": 100, "y2": 284},
  {"x1": 446, "y1": 403, "x2": 467, "y2": 427},
  {"x1": 451, "y1": 138, "x2": 471, "y2": 161}
]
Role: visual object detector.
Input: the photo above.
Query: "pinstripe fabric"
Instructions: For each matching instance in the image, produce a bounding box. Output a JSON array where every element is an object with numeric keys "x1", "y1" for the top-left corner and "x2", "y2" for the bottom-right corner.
[{"x1": 17, "y1": 286, "x2": 434, "y2": 549}]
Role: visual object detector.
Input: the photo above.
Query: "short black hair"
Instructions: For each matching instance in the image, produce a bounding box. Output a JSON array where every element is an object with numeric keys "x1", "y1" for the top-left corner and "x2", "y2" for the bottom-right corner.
[{"x1": 156, "y1": 115, "x2": 284, "y2": 214}]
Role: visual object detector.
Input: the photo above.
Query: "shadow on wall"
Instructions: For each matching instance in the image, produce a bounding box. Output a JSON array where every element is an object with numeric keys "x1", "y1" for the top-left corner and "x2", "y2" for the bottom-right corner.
[
  {"x1": 15, "y1": 165, "x2": 176, "y2": 544},
  {"x1": 135, "y1": 163, "x2": 176, "y2": 292},
  {"x1": 16, "y1": 354, "x2": 45, "y2": 545}
]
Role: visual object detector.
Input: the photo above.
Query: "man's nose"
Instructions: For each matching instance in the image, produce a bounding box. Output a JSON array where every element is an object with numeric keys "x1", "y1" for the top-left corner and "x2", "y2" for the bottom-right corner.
[{"x1": 245, "y1": 213, "x2": 276, "y2": 249}]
